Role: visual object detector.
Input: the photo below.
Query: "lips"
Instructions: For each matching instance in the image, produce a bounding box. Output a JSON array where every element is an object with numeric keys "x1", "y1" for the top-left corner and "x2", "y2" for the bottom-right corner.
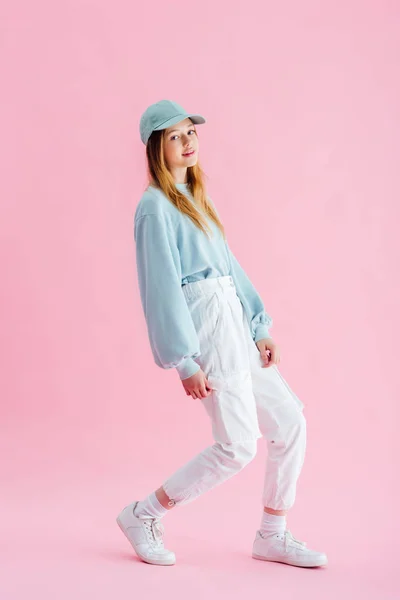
[{"x1": 183, "y1": 150, "x2": 194, "y2": 156}]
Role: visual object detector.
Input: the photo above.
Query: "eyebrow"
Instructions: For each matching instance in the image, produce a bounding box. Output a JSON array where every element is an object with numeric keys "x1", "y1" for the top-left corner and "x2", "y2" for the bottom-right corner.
[{"x1": 166, "y1": 124, "x2": 195, "y2": 135}]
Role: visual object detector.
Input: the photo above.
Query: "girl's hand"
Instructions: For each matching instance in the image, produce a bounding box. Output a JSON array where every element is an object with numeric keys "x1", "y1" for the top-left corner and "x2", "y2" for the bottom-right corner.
[
  {"x1": 256, "y1": 338, "x2": 280, "y2": 368},
  {"x1": 181, "y1": 368, "x2": 213, "y2": 400}
]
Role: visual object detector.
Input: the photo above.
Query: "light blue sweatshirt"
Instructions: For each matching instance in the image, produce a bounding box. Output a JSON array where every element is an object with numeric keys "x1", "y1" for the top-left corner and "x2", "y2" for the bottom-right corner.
[{"x1": 134, "y1": 182, "x2": 273, "y2": 380}]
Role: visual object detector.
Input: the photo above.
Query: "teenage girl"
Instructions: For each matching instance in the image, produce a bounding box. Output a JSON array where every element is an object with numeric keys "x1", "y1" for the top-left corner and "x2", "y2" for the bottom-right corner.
[{"x1": 116, "y1": 99, "x2": 327, "y2": 568}]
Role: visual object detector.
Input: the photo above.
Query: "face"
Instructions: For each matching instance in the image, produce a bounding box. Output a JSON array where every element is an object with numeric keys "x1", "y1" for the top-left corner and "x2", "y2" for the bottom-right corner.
[{"x1": 162, "y1": 117, "x2": 199, "y2": 180}]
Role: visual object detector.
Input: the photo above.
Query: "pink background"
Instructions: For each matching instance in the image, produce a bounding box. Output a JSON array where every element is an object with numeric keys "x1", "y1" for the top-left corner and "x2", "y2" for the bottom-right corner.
[{"x1": 1, "y1": 1, "x2": 399, "y2": 598}]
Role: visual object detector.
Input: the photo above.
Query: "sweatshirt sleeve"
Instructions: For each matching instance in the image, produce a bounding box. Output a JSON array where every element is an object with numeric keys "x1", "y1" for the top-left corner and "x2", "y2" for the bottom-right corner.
[
  {"x1": 226, "y1": 242, "x2": 273, "y2": 343},
  {"x1": 206, "y1": 193, "x2": 273, "y2": 342},
  {"x1": 134, "y1": 213, "x2": 201, "y2": 380}
]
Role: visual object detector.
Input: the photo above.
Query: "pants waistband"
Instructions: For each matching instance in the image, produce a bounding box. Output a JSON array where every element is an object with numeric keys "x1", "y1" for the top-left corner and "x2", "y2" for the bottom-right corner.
[{"x1": 181, "y1": 275, "x2": 235, "y2": 301}]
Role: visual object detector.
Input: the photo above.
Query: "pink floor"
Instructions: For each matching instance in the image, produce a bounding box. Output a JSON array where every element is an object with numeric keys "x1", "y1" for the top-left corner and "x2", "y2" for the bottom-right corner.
[{"x1": 2, "y1": 418, "x2": 397, "y2": 600}]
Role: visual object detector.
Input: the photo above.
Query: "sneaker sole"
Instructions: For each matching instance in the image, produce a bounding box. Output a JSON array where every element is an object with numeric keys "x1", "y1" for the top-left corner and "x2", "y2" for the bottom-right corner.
[
  {"x1": 116, "y1": 516, "x2": 176, "y2": 566},
  {"x1": 252, "y1": 552, "x2": 327, "y2": 568}
]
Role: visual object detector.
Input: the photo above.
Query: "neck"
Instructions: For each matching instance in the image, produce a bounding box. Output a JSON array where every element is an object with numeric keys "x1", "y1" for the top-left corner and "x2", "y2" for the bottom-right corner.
[{"x1": 170, "y1": 165, "x2": 188, "y2": 184}]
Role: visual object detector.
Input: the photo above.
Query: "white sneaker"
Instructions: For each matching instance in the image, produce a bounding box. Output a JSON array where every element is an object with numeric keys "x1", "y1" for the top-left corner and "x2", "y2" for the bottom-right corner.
[
  {"x1": 252, "y1": 529, "x2": 328, "y2": 568},
  {"x1": 116, "y1": 501, "x2": 176, "y2": 566}
]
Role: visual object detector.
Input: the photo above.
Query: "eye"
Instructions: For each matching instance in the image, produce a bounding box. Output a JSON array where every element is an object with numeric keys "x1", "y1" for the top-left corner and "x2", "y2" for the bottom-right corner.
[{"x1": 170, "y1": 129, "x2": 196, "y2": 141}]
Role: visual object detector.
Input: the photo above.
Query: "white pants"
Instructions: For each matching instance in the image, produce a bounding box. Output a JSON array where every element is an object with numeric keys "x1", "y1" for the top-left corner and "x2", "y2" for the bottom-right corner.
[{"x1": 163, "y1": 275, "x2": 306, "y2": 510}]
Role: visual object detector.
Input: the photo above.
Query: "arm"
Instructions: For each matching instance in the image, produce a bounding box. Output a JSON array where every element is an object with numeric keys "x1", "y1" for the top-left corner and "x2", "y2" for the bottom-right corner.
[
  {"x1": 206, "y1": 193, "x2": 273, "y2": 342},
  {"x1": 134, "y1": 213, "x2": 201, "y2": 380},
  {"x1": 226, "y1": 242, "x2": 273, "y2": 343}
]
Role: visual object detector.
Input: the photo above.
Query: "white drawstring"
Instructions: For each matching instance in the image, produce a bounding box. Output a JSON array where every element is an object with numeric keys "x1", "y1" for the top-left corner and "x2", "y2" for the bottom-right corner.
[{"x1": 142, "y1": 518, "x2": 165, "y2": 549}]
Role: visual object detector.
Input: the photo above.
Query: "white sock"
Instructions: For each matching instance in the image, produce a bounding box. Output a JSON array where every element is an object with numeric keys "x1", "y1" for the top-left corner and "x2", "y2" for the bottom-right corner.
[
  {"x1": 260, "y1": 511, "x2": 287, "y2": 535},
  {"x1": 134, "y1": 491, "x2": 168, "y2": 520}
]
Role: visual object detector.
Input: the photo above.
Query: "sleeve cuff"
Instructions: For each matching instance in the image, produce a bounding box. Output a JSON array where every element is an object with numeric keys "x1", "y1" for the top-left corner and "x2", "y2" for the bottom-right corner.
[
  {"x1": 254, "y1": 324, "x2": 272, "y2": 343},
  {"x1": 176, "y1": 356, "x2": 201, "y2": 380}
]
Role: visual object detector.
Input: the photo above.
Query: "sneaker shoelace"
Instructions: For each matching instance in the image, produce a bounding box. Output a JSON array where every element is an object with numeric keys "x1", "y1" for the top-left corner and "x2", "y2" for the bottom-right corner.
[
  {"x1": 259, "y1": 529, "x2": 307, "y2": 549},
  {"x1": 283, "y1": 529, "x2": 307, "y2": 551},
  {"x1": 142, "y1": 518, "x2": 165, "y2": 549}
]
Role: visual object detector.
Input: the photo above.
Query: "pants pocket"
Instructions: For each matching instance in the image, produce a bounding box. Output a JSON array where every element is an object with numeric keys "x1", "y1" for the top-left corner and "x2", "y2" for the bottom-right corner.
[
  {"x1": 188, "y1": 291, "x2": 221, "y2": 375},
  {"x1": 201, "y1": 370, "x2": 262, "y2": 443}
]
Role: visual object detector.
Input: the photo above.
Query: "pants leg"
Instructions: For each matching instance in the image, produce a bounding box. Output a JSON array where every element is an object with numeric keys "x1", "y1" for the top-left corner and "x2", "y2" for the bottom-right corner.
[
  {"x1": 162, "y1": 275, "x2": 306, "y2": 511},
  {"x1": 241, "y1": 303, "x2": 307, "y2": 510},
  {"x1": 162, "y1": 440, "x2": 257, "y2": 506},
  {"x1": 162, "y1": 276, "x2": 261, "y2": 506}
]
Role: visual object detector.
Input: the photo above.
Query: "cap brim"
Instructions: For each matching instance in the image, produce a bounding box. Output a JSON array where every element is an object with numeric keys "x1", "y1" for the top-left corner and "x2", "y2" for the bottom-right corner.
[
  {"x1": 187, "y1": 114, "x2": 206, "y2": 125},
  {"x1": 153, "y1": 113, "x2": 206, "y2": 131}
]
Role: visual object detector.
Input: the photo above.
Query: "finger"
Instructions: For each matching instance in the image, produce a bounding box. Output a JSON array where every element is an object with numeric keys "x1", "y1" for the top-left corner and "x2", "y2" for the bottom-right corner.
[
  {"x1": 262, "y1": 350, "x2": 270, "y2": 365},
  {"x1": 264, "y1": 353, "x2": 273, "y2": 367},
  {"x1": 200, "y1": 386, "x2": 208, "y2": 398},
  {"x1": 204, "y1": 378, "x2": 213, "y2": 392}
]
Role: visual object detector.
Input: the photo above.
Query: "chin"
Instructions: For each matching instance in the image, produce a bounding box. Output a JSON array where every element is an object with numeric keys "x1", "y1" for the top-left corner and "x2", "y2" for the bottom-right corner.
[{"x1": 183, "y1": 157, "x2": 198, "y2": 166}]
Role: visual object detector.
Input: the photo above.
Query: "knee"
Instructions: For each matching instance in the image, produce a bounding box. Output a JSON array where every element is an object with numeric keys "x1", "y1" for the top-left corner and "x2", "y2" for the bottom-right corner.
[
  {"x1": 213, "y1": 440, "x2": 257, "y2": 472},
  {"x1": 282, "y1": 410, "x2": 307, "y2": 447},
  {"x1": 267, "y1": 409, "x2": 306, "y2": 450}
]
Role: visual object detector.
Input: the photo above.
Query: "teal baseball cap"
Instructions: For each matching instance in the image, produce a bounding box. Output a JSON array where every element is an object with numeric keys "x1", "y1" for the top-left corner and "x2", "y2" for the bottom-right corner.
[{"x1": 139, "y1": 99, "x2": 206, "y2": 145}]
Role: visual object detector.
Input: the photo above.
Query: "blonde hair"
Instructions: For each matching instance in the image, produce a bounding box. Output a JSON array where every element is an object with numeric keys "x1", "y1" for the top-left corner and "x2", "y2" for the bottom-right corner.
[{"x1": 143, "y1": 126, "x2": 226, "y2": 241}]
